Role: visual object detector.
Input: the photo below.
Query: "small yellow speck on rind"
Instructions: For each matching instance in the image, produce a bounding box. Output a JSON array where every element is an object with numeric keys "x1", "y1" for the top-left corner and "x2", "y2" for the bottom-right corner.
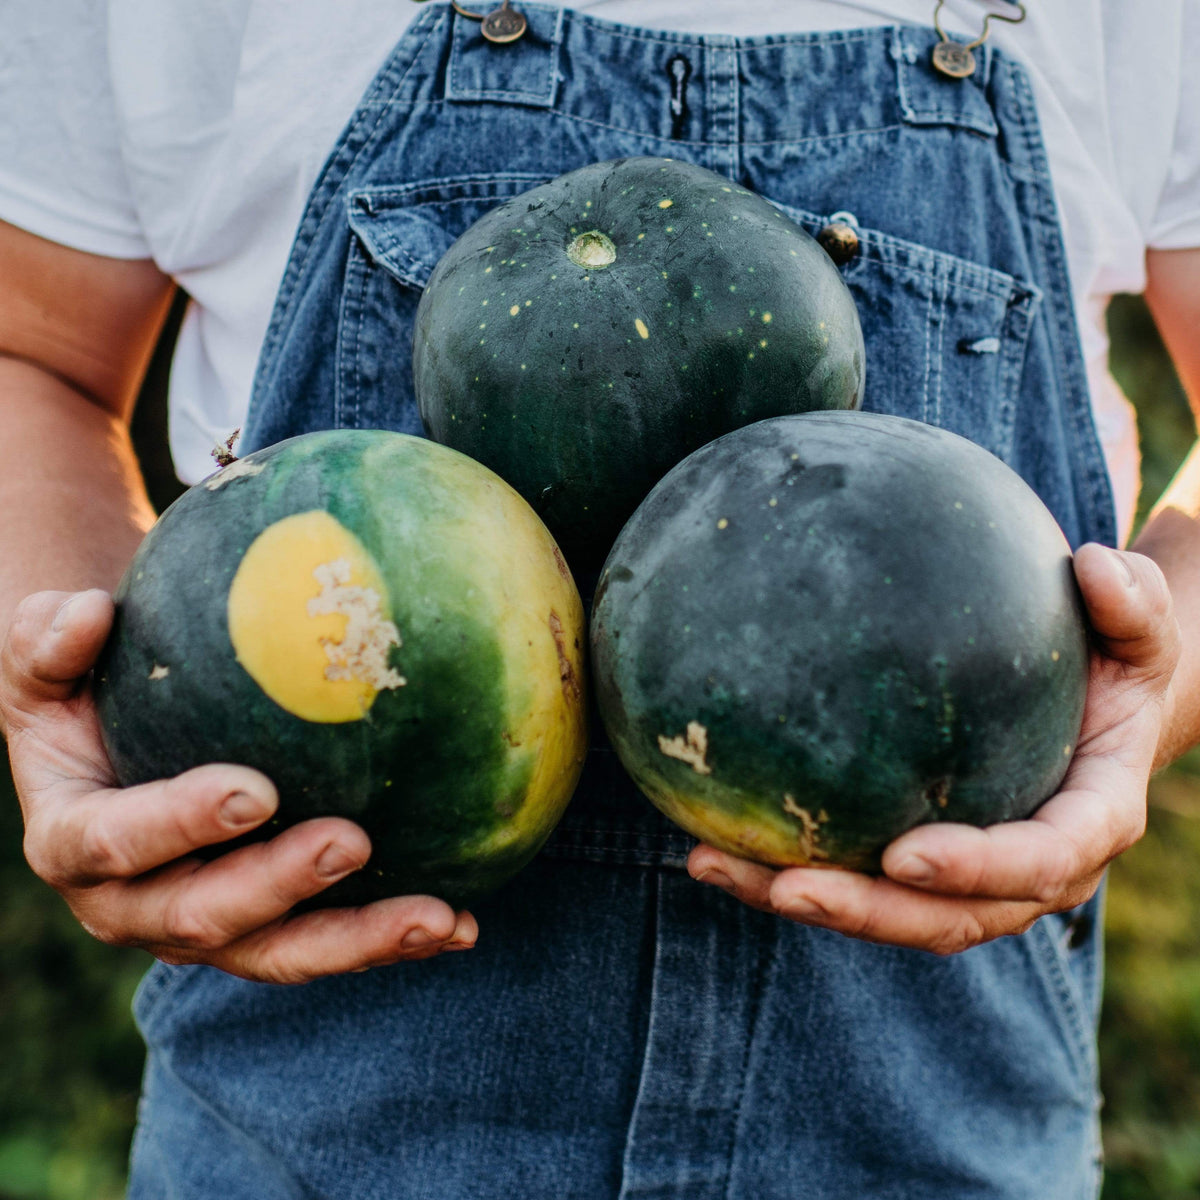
[
  {"x1": 635, "y1": 318, "x2": 650, "y2": 339},
  {"x1": 509, "y1": 304, "x2": 519, "y2": 316},
  {"x1": 717, "y1": 517, "x2": 729, "y2": 530},
  {"x1": 658, "y1": 199, "x2": 673, "y2": 209}
]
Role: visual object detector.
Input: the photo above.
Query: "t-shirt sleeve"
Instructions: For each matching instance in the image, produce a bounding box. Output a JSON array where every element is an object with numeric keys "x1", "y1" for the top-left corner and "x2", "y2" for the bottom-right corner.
[
  {"x1": 0, "y1": 3, "x2": 151, "y2": 258},
  {"x1": 1148, "y1": 3, "x2": 1200, "y2": 249}
]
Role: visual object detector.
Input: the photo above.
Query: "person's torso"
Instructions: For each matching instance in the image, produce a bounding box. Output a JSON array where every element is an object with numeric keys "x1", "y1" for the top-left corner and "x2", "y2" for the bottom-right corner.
[{"x1": 96, "y1": 0, "x2": 1179, "y2": 543}]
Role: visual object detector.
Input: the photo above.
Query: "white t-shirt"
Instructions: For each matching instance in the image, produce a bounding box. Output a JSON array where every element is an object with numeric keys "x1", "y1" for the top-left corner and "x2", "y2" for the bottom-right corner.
[{"x1": 2, "y1": 1, "x2": 1198, "y2": 545}]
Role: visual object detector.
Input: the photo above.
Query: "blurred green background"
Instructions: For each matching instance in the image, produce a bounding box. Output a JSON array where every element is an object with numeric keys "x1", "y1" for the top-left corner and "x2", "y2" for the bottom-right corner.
[{"x1": 0, "y1": 294, "x2": 1198, "y2": 1198}]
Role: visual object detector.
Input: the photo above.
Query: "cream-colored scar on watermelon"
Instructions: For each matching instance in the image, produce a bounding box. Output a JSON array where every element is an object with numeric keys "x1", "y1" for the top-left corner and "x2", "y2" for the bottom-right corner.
[
  {"x1": 658, "y1": 721, "x2": 712, "y2": 775},
  {"x1": 228, "y1": 511, "x2": 403, "y2": 723},
  {"x1": 306, "y1": 559, "x2": 406, "y2": 690}
]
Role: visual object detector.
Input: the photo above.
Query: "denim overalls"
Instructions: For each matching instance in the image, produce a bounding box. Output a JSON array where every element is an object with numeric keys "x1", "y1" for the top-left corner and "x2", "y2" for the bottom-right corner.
[{"x1": 129, "y1": 8, "x2": 1116, "y2": 1197}]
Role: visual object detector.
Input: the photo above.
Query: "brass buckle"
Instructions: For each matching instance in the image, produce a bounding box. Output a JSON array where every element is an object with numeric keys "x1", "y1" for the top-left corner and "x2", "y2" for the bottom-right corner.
[
  {"x1": 931, "y1": 1, "x2": 1026, "y2": 79},
  {"x1": 451, "y1": 0, "x2": 527, "y2": 44}
]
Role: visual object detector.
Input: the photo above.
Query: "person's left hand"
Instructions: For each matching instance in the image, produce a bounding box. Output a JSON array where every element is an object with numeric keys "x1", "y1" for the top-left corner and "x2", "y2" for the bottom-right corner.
[{"x1": 687, "y1": 543, "x2": 1180, "y2": 954}]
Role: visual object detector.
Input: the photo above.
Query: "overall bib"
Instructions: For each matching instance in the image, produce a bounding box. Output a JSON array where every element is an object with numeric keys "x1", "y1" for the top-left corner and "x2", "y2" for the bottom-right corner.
[{"x1": 129, "y1": 8, "x2": 1117, "y2": 1198}]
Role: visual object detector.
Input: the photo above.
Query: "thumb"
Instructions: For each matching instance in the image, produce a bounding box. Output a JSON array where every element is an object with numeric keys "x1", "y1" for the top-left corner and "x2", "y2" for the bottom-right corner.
[
  {"x1": 1073, "y1": 544, "x2": 1179, "y2": 680},
  {"x1": 1, "y1": 590, "x2": 115, "y2": 715}
]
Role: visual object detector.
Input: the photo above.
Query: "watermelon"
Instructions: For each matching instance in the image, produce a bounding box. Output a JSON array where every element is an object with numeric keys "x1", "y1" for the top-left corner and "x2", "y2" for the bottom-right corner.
[
  {"x1": 590, "y1": 412, "x2": 1090, "y2": 871},
  {"x1": 95, "y1": 430, "x2": 587, "y2": 907},
  {"x1": 414, "y1": 156, "x2": 865, "y2": 560}
]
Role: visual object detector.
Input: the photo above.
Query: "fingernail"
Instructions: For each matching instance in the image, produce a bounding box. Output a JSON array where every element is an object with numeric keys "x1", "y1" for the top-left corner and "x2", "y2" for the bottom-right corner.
[
  {"x1": 401, "y1": 926, "x2": 439, "y2": 950},
  {"x1": 694, "y1": 869, "x2": 734, "y2": 891},
  {"x1": 443, "y1": 939, "x2": 475, "y2": 952},
  {"x1": 220, "y1": 790, "x2": 275, "y2": 828},
  {"x1": 889, "y1": 853, "x2": 937, "y2": 884},
  {"x1": 315, "y1": 843, "x2": 364, "y2": 880},
  {"x1": 52, "y1": 593, "x2": 85, "y2": 632}
]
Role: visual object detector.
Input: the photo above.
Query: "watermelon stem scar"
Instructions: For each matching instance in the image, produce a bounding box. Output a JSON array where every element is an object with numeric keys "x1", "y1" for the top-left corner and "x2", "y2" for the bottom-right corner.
[{"x1": 566, "y1": 230, "x2": 616, "y2": 269}]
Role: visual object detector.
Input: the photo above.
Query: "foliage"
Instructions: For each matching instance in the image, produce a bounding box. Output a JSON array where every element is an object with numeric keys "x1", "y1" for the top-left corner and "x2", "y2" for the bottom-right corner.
[
  {"x1": 0, "y1": 295, "x2": 1197, "y2": 1198},
  {"x1": 1099, "y1": 295, "x2": 1200, "y2": 1199}
]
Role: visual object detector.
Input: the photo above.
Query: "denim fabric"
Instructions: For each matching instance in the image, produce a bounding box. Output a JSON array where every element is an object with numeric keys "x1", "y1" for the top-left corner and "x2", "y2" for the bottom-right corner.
[{"x1": 130, "y1": 7, "x2": 1113, "y2": 1197}]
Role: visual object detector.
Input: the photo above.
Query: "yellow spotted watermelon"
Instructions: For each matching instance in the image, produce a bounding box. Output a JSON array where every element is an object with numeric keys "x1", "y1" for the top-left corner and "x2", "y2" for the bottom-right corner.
[{"x1": 95, "y1": 430, "x2": 587, "y2": 906}]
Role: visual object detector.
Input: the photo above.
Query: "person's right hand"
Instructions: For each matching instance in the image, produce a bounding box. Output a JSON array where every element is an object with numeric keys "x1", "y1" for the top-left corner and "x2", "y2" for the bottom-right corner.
[{"x1": 3, "y1": 588, "x2": 477, "y2": 983}]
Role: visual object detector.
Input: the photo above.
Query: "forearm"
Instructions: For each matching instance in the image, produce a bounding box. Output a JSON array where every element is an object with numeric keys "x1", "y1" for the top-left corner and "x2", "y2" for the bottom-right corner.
[
  {"x1": 1130, "y1": 449, "x2": 1200, "y2": 769},
  {"x1": 0, "y1": 355, "x2": 155, "y2": 634}
]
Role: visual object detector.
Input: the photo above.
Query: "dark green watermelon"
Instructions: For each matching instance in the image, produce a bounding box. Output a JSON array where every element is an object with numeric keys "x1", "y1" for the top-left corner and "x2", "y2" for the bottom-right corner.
[
  {"x1": 95, "y1": 430, "x2": 587, "y2": 906},
  {"x1": 590, "y1": 412, "x2": 1090, "y2": 871},
  {"x1": 415, "y1": 156, "x2": 865, "y2": 560}
]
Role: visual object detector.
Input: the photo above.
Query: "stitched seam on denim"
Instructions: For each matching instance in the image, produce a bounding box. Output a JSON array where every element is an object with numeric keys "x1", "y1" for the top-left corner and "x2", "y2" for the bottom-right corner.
[
  {"x1": 993, "y1": 287, "x2": 1040, "y2": 462},
  {"x1": 856, "y1": 259, "x2": 1018, "y2": 300},
  {"x1": 728, "y1": 47, "x2": 740, "y2": 179},
  {"x1": 568, "y1": 16, "x2": 880, "y2": 51},
  {"x1": 617, "y1": 869, "x2": 663, "y2": 1200},
  {"x1": 248, "y1": 8, "x2": 443, "y2": 417},
  {"x1": 355, "y1": 174, "x2": 551, "y2": 203},
  {"x1": 1006, "y1": 59, "x2": 1116, "y2": 546},
  {"x1": 132, "y1": 961, "x2": 195, "y2": 1033},
  {"x1": 934, "y1": 275, "x2": 946, "y2": 426},
  {"x1": 335, "y1": 242, "x2": 368, "y2": 429},
  {"x1": 740, "y1": 125, "x2": 904, "y2": 148},
  {"x1": 724, "y1": 47, "x2": 734, "y2": 178},
  {"x1": 722, "y1": 913, "x2": 776, "y2": 1200},
  {"x1": 920, "y1": 286, "x2": 934, "y2": 422},
  {"x1": 902, "y1": 110, "x2": 997, "y2": 135},
  {"x1": 779, "y1": 203, "x2": 1021, "y2": 298},
  {"x1": 149, "y1": 1051, "x2": 309, "y2": 1196},
  {"x1": 1027, "y1": 918, "x2": 1098, "y2": 1088},
  {"x1": 449, "y1": 87, "x2": 554, "y2": 103},
  {"x1": 350, "y1": 99, "x2": 919, "y2": 157}
]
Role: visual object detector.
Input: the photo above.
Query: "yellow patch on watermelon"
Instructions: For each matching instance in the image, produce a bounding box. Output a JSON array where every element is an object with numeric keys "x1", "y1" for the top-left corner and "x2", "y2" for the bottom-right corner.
[
  {"x1": 424, "y1": 462, "x2": 588, "y2": 854},
  {"x1": 228, "y1": 511, "x2": 404, "y2": 723}
]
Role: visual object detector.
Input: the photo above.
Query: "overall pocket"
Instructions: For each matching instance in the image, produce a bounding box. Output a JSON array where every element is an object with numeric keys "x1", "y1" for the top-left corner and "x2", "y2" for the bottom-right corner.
[
  {"x1": 339, "y1": 173, "x2": 553, "y2": 434},
  {"x1": 772, "y1": 200, "x2": 1041, "y2": 466}
]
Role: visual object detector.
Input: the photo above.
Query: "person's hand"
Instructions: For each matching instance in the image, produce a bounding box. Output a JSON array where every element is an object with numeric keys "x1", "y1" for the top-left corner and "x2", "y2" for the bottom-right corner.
[
  {"x1": 688, "y1": 543, "x2": 1180, "y2": 954},
  {"x1": 3, "y1": 588, "x2": 477, "y2": 982}
]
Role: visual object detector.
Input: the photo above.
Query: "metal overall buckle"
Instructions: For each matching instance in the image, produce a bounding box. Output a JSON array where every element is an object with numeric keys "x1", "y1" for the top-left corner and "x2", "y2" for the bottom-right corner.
[
  {"x1": 931, "y1": 1, "x2": 1026, "y2": 78},
  {"x1": 451, "y1": 0, "x2": 527, "y2": 44}
]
